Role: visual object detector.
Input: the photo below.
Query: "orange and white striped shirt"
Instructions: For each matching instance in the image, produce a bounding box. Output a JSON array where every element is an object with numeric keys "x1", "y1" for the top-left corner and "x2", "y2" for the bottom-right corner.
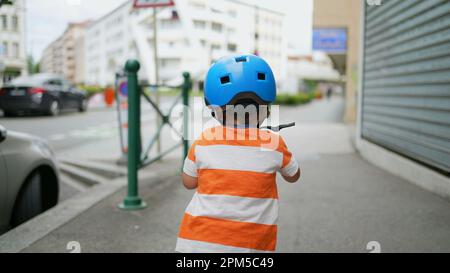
[{"x1": 176, "y1": 125, "x2": 299, "y2": 253}]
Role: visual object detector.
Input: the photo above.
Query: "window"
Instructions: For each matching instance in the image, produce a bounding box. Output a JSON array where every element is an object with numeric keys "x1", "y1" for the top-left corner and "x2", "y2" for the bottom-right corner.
[
  {"x1": 227, "y1": 43, "x2": 237, "y2": 52},
  {"x1": 228, "y1": 10, "x2": 237, "y2": 18},
  {"x1": 190, "y1": 1, "x2": 206, "y2": 9},
  {"x1": 12, "y1": 42, "x2": 19, "y2": 58},
  {"x1": 160, "y1": 19, "x2": 180, "y2": 29},
  {"x1": 211, "y1": 22, "x2": 222, "y2": 32},
  {"x1": 1, "y1": 15, "x2": 7, "y2": 30},
  {"x1": 211, "y1": 44, "x2": 221, "y2": 51},
  {"x1": 160, "y1": 58, "x2": 180, "y2": 68},
  {"x1": 193, "y1": 20, "x2": 206, "y2": 29},
  {"x1": 1, "y1": 42, "x2": 8, "y2": 57},
  {"x1": 12, "y1": 15, "x2": 18, "y2": 31},
  {"x1": 171, "y1": 10, "x2": 179, "y2": 20}
]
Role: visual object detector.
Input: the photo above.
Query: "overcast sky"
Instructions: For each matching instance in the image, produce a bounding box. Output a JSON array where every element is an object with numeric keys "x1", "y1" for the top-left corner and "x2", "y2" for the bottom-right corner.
[{"x1": 26, "y1": 0, "x2": 313, "y2": 60}]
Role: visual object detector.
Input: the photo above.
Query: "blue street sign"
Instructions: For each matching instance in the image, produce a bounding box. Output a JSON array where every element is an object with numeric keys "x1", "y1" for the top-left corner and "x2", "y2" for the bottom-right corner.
[
  {"x1": 119, "y1": 81, "x2": 128, "y2": 97},
  {"x1": 313, "y1": 28, "x2": 347, "y2": 53}
]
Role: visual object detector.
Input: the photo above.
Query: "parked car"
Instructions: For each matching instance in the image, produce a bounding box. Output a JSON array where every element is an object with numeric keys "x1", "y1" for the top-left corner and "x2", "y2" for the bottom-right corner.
[
  {"x1": 0, "y1": 124, "x2": 59, "y2": 234},
  {"x1": 0, "y1": 74, "x2": 87, "y2": 117}
]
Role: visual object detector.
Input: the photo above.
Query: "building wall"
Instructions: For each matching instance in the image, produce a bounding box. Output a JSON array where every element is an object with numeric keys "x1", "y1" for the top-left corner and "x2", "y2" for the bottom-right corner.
[
  {"x1": 359, "y1": 0, "x2": 450, "y2": 174},
  {"x1": 40, "y1": 22, "x2": 88, "y2": 84},
  {"x1": 0, "y1": 0, "x2": 26, "y2": 85},
  {"x1": 83, "y1": 0, "x2": 286, "y2": 87},
  {"x1": 313, "y1": 0, "x2": 361, "y2": 122},
  {"x1": 84, "y1": 1, "x2": 135, "y2": 87},
  {"x1": 357, "y1": 1, "x2": 450, "y2": 199}
]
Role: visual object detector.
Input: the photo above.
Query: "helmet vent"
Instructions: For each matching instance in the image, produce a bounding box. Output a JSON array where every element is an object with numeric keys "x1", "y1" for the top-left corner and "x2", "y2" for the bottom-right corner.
[
  {"x1": 235, "y1": 56, "x2": 248, "y2": 63},
  {"x1": 220, "y1": 75, "x2": 231, "y2": 84},
  {"x1": 257, "y1": 73, "x2": 266, "y2": 81}
]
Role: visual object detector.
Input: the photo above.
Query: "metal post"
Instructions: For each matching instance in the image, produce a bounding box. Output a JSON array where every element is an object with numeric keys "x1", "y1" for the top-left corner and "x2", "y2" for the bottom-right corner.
[
  {"x1": 114, "y1": 72, "x2": 125, "y2": 157},
  {"x1": 254, "y1": 5, "x2": 260, "y2": 56},
  {"x1": 119, "y1": 59, "x2": 146, "y2": 211},
  {"x1": 182, "y1": 72, "x2": 190, "y2": 159},
  {"x1": 153, "y1": 7, "x2": 162, "y2": 157}
]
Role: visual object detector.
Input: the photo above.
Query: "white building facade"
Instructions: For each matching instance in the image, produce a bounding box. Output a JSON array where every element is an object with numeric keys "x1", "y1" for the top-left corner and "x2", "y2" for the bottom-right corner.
[
  {"x1": 0, "y1": 0, "x2": 26, "y2": 86},
  {"x1": 84, "y1": 0, "x2": 286, "y2": 88},
  {"x1": 40, "y1": 22, "x2": 89, "y2": 84}
]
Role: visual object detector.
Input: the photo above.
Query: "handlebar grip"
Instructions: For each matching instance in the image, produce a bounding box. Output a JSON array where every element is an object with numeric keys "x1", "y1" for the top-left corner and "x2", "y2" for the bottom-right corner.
[{"x1": 261, "y1": 122, "x2": 296, "y2": 132}]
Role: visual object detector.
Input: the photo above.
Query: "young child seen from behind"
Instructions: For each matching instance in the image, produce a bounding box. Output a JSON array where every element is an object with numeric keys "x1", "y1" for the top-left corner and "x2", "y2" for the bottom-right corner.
[{"x1": 176, "y1": 54, "x2": 301, "y2": 253}]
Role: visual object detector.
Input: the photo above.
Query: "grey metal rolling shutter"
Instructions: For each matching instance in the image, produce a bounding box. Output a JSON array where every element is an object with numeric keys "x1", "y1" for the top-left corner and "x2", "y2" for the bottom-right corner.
[{"x1": 361, "y1": 0, "x2": 450, "y2": 173}]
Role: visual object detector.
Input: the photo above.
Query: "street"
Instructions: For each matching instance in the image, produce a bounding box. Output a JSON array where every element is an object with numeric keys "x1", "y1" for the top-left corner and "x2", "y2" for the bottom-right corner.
[
  {"x1": 0, "y1": 109, "x2": 121, "y2": 152},
  {"x1": 0, "y1": 97, "x2": 178, "y2": 201},
  {"x1": 0, "y1": 98, "x2": 178, "y2": 152}
]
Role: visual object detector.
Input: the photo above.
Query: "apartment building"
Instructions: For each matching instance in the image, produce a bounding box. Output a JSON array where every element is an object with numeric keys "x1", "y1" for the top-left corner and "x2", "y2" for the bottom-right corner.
[
  {"x1": 0, "y1": 0, "x2": 26, "y2": 85},
  {"x1": 41, "y1": 38, "x2": 62, "y2": 76},
  {"x1": 84, "y1": 1, "x2": 136, "y2": 86},
  {"x1": 40, "y1": 21, "x2": 89, "y2": 84},
  {"x1": 84, "y1": 0, "x2": 286, "y2": 87}
]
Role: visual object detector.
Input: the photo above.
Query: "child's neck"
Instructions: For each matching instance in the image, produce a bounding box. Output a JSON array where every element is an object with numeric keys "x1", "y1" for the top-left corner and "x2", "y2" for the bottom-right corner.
[{"x1": 223, "y1": 120, "x2": 259, "y2": 129}]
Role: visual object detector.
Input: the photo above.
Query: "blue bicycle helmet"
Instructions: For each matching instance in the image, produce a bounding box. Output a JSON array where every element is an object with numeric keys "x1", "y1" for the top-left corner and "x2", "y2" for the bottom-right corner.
[{"x1": 204, "y1": 54, "x2": 276, "y2": 107}]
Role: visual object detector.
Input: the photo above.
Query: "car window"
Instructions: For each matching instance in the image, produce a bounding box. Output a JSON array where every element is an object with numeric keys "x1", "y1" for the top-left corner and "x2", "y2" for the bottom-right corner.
[
  {"x1": 62, "y1": 79, "x2": 73, "y2": 89},
  {"x1": 46, "y1": 79, "x2": 63, "y2": 86}
]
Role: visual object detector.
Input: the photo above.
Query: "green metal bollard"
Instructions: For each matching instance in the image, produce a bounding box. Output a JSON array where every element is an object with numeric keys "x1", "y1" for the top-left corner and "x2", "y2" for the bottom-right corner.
[
  {"x1": 182, "y1": 72, "x2": 191, "y2": 159},
  {"x1": 118, "y1": 60, "x2": 147, "y2": 211}
]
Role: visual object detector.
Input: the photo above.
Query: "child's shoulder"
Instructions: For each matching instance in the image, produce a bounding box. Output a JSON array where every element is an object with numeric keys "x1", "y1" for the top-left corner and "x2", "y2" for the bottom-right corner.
[{"x1": 193, "y1": 126, "x2": 287, "y2": 151}]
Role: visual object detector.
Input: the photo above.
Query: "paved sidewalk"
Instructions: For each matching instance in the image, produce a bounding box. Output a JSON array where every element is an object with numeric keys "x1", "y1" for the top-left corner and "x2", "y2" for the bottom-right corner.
[
  {"x1": 1, "y1": 98, "x2": 450, "y2": 253},
  {"x1": 14, "y1": 124, "x2": 450, "y2": 253}
]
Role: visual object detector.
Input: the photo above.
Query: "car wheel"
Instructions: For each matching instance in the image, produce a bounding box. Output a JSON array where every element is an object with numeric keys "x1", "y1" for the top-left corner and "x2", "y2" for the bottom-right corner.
[
  {"x1": 79, "y1": 98, "x2": 87, "y2": 112},
  {"x1": 48, "y1": 100, "x2": 60, "y2": 116},
  {"x1": 10, "y1": 171, "x2": 43, "y2": 227}
]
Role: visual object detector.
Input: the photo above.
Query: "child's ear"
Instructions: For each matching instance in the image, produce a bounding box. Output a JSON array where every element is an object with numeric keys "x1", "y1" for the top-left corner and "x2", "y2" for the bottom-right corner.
[
  {"x1": 206, "y1": 105, "x2": 215, "y2": 117},
  {"x1": 208, "y1": 105, "x2": 224, "y2": 122}
]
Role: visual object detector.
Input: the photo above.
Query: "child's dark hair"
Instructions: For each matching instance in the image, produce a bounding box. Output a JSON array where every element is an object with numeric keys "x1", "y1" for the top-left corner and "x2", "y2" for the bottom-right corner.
[{"x1": 212, "y1": 96, "x2": 270, "y2": 128}]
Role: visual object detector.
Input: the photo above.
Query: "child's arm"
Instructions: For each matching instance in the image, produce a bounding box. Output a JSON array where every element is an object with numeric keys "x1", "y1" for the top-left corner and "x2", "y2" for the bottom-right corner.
[
  {"x1": 278, "y1": 136, "x2": 301, "y2": 183},
  {"x1": 182, "y1": 140, "x2": 199, "y2": 190},
  {"x1": 282, "y1": 167, "x2": 301, "y2": 183},
  {"x1": 182, "y1": 173, "x2": 198, "y2": 189}
]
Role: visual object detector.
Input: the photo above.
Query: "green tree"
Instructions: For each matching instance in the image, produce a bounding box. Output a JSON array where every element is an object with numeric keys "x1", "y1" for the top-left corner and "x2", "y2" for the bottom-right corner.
[
  {"x1": 33, "y1": 62, "x2": 40, "y2": 74},
  {"x1": 0, "y1": 0, "x2": 14, "y2": 8},
  {"x1": 27, "y1": 55, "x2": 40, "y2": 75}
]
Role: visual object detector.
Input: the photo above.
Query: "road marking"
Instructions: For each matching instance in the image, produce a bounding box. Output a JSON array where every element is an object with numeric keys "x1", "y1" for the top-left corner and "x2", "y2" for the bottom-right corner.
[{"x1": 48, "y1": 106, "x2": 179, "y2": 142}]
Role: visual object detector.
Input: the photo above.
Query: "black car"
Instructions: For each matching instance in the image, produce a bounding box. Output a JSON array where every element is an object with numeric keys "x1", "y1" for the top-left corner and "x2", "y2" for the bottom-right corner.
[{"x1": 0, "y1": 74, "x2": 87, "y2": 116}]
